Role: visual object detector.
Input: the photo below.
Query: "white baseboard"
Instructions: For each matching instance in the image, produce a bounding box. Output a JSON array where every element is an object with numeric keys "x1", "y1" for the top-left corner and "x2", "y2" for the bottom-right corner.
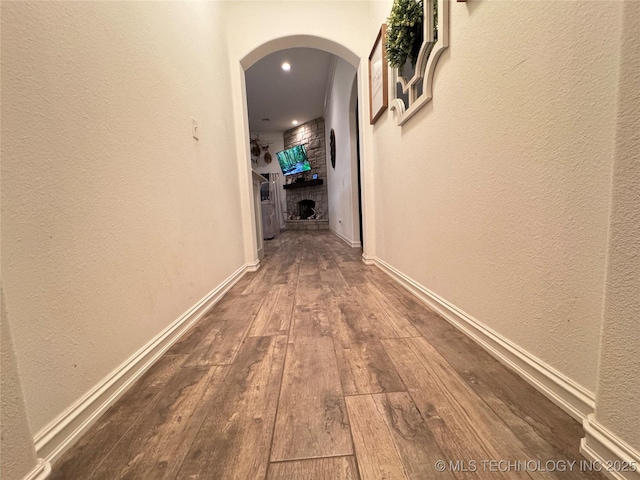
[
  {"x1": 581, "y1": 415, "x2": 640, "y2": 480},
  {"x1": 371, "y1": 256, "x2": 595, "y2": 422},
  {"x1": 246, "y1": 259, "x2": 261, "y2": 272},
  {"x1": 330, "y1": 228, "x2": 361, "y2": 248},
  {"x1": 34, "y1": 263, "x2": 253, "y2": 465},
  {"x1": 361, "y1": 252, "x2": 376, "y2": 265},
  {"x1": 22, "y1": 459, "x2": 51, "y2": 480}
]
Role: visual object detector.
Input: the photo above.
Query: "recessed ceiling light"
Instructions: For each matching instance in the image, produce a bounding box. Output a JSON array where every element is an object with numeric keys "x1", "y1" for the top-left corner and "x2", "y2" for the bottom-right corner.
[
  {"x1": 281, "y1": 62, "x2": 291, "y2": 71},
  {"x1": 292, "y1": 120, "x2": 298, "y2": 125}
]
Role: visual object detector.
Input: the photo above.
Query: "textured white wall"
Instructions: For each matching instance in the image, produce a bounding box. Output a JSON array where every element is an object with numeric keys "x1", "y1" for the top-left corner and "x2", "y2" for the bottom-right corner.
[
  {"x1": 325, "y1": 57, "x2": 360, "y2": 245},
  {"x1": 1, "y1": 290, "x2": 39, "y2": 480},
  {"x1": 369, "y1": 0, "x2": 622, "y2": 393},
  {"x1": 594, "y1": 0, "x2": 640, "y2": 451},
  {"x1": 1, "y1": 1, "x2": 244, "y2": 434}
]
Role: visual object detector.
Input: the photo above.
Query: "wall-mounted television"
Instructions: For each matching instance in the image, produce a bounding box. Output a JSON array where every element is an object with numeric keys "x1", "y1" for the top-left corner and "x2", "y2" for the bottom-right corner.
[{"x1": 276, "y1": 145, "x2": 311, "y2": 176}]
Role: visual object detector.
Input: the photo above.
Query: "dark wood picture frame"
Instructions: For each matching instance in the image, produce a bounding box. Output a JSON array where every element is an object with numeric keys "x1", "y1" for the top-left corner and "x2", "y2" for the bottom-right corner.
[{"x1": 369, "y1": 24, "x2": 388, "y2": 125}]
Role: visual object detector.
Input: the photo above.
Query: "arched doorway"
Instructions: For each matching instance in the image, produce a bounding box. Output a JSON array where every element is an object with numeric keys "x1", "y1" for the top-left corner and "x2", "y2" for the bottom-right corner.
[{"x1": 238, "y1": 36, "x2": 366, "y2": 262}]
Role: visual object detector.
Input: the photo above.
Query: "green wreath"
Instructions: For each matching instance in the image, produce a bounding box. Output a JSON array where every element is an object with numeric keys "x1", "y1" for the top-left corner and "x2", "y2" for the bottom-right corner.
[{"x1": 385, "y1": 0, "x2": 424, "y2": 75}]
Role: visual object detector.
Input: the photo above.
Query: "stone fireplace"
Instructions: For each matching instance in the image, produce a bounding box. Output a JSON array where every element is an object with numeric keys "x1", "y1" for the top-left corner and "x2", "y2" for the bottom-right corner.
[
  {"x1": 285, "y1": 190, "x2": 329, "y2": 230},
  {"x1": 286, "y1": 189, "x2": 327, "y2": 220},
  {"x1": 282, "y1": 117, "x2": 329, "y2": 231}
]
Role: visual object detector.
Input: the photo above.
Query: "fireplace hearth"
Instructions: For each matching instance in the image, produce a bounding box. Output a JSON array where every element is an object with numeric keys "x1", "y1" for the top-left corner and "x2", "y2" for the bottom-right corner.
[{"x1": 285, "y1": 218, "x2": 329, "y2": 230}]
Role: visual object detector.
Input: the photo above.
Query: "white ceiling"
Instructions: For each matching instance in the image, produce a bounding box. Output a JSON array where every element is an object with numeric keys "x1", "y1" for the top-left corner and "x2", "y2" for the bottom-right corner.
[{"x1": 245, "y1": 48, "x2": 335, "y2": 133}]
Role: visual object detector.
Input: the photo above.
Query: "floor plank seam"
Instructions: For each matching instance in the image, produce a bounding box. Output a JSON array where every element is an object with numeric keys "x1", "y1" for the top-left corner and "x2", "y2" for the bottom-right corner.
[
  {"x1": 263, "y1": 266, "x2": 298, "y2": 478},
  {"x1": 264, "y1": 335, "x2": 291, "y2": 475},
  {"x1": 343, "y1": 390, "x2": 408, "y2": 398},
  {"x1": 269, "y1": 453, "x2": 359, "y2": 464},
  {"x1": 325, "y1": 296, "x2": 362, "y2": 479}
]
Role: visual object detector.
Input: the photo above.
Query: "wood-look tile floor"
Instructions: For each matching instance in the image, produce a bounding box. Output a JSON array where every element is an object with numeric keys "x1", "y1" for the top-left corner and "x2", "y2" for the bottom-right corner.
[{"x1": 51, "y1": 231, "x2": 603, "y2": 480}]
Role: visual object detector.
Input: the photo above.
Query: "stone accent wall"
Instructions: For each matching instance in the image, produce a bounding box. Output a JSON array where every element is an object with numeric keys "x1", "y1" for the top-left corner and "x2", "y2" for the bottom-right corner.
[{"x1": 283, "y1": 117, "x2": 328, "y2": 220}]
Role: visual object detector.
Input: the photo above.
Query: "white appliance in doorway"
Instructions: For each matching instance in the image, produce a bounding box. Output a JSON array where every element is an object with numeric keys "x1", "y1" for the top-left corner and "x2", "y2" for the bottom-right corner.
[{"x1": 260, "y1": 173, "x2": 281, "y2": 240}]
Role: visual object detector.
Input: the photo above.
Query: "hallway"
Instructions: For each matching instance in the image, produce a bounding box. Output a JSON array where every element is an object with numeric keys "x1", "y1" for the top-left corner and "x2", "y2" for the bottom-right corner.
[{"x1": 50, "y1": 231, "x2": 603, "y2": 480}]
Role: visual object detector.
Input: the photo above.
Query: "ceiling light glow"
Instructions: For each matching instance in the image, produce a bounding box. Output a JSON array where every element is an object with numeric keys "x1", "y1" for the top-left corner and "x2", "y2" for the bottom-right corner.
[
  {"x1": 292, "y1": 120, "x2": 298, "y2": 125},
  {"x1": 281, "y1": 62, "x2": 291, "y2": 71}
]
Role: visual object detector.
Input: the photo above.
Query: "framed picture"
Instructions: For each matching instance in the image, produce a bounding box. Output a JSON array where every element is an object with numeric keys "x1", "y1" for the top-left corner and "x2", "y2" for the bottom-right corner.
[{"x1": 369, "y1": 24, "x2": 388, "y2": 124}]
